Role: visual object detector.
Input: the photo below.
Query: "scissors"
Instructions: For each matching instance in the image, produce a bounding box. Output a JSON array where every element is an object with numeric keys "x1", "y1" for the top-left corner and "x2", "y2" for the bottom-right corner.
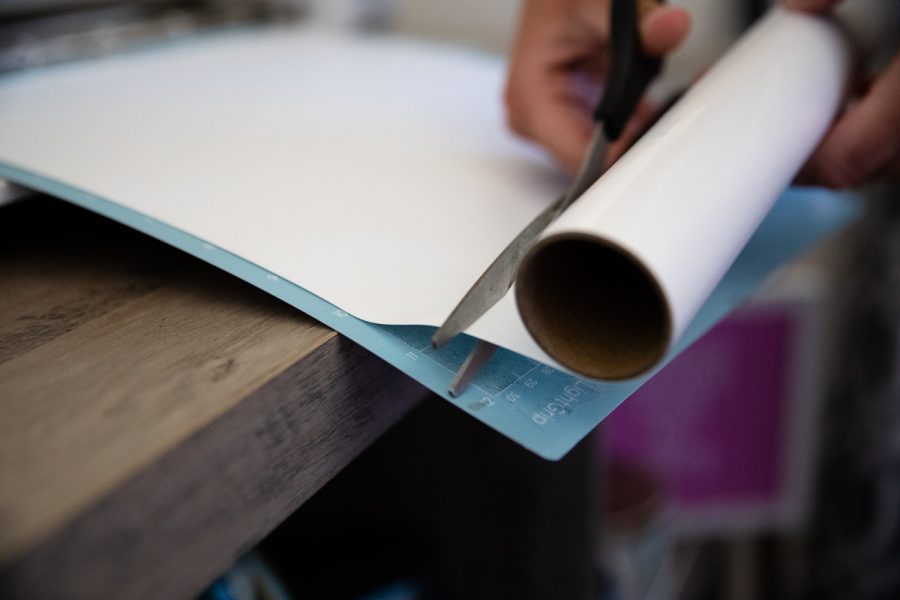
[{"x1": 431, "y1": 0, "x2": 665, "y2": 395}]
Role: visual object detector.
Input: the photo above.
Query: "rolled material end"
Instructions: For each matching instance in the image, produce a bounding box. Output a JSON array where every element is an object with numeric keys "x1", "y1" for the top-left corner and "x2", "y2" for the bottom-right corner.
[{"x1": 515, "y1": 234, "x2": 672, "y2": 380}]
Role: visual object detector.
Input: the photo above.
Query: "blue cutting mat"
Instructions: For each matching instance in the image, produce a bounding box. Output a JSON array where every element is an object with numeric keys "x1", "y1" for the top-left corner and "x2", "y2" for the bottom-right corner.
[{"x1": 0, "y1": 163, "x2": 858, "y2": 459}]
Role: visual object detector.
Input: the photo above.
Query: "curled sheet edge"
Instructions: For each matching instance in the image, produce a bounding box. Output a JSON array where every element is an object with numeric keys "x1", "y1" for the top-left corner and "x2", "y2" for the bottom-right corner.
[
  {"x1": 0, "y1": 13, "x2": 864, "y2": 457},
  {"x1": 0, "y1": 163, "x2": 860, "y2": 459}
]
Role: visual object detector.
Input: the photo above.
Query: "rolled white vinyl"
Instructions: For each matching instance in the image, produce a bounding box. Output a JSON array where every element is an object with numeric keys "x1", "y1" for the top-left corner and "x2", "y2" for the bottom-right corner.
[{"x1": 515, "y1": 7, "x2": 855, "y2": 380}]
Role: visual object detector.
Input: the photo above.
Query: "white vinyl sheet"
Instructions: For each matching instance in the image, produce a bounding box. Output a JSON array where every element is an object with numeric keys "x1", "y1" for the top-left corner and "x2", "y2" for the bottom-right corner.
[
  {"x1": 0, "y1": 27, "x2": 565, "y2": 362},
  {"x1": 0, "y1": 7, "x2": 859, "y2": 373}
]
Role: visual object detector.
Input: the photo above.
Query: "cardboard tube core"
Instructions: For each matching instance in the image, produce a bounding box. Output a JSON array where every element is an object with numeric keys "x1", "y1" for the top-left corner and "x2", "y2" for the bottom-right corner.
[{"x1": 516, "y1": 234, "x2": 671, "y2": 380}]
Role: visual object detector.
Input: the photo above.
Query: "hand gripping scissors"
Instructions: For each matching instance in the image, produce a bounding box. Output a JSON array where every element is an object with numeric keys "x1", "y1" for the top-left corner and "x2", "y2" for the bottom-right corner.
[{"x1": 432, "y1": 0, "x2": 666, "y2": 395}]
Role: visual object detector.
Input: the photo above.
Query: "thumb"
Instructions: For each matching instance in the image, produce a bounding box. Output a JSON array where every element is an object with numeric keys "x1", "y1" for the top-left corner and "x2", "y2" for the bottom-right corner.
[{"x1": 639, "y1": 5, "x2": 691, "y2": 56}]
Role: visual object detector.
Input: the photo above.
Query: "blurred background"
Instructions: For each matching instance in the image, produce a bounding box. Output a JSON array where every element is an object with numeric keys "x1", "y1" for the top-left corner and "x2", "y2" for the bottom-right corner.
[
  {"x1": 0, "y1": 0, "x2": 759, "y2": 88},
  {"x1": 2, "y1": 1, "x2": 898, "y2": 599}
]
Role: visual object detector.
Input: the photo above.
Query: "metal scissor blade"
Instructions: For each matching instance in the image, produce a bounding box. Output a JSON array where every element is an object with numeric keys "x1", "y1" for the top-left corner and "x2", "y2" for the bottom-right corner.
[
  {"x1": 448, "y1": 341, "x2": 498, "y2": 397},
  {"x1": 430, "y1": 195, "x2": 563, "y2": 348},
  {"x1": 431, "y1": 128, "x2": 609, "y2": 350},
  {"x1": 435, "y1": 0, "x2": 664, "y2": 393},
  {"x1": 565, "y1": 127, "x2": 612, "y2": 204}
]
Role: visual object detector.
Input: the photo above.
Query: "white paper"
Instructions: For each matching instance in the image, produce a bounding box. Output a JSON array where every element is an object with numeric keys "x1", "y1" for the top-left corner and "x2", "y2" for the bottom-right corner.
[
  {"x1": 0, "y1": 27, "x2": 565, "y2": 329},
  {"x1": 0, "y1": 7, "x2": 859, "y2": 375}
]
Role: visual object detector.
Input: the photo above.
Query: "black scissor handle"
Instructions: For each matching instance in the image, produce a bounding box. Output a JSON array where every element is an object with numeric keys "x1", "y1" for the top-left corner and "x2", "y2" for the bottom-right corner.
[{"x1": 593, "y1": 0, "x2": 663, "y2": 141}]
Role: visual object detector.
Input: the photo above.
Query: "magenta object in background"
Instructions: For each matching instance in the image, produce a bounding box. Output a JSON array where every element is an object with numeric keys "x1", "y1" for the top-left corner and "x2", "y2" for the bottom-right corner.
[{"x1": 605, "y1": 308, "x2": 795, "y2": 514}]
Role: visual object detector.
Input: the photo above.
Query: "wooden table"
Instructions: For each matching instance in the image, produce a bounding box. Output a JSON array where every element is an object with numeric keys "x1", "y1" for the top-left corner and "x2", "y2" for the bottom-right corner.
[{"x1": 0, "y1": 196, "x2": 429, "y2": 599}]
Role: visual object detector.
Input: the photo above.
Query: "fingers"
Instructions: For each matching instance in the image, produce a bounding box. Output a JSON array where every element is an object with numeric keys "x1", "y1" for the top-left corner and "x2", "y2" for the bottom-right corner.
[
  {"x1": 782, "y1": 0, "x2": 844, "y2": 12},
  {"x1": 784, "y1": 0, "x2": 900, "y2": 187},
  {"x1": 504, "y1": 0, "x2": 691, "y2": 175},
  {"x1": 604, "y1": 98, "x2": 660, "y2": 166},
  {"x1": 798, "y1": 53, "x2": 900, "y2": 188},
  {"x1": 504, "y1": 0, "x2": 601, "y2": 175},
  {"x1": 640, "y1": 5, "x2": 692, "y2": 56},
  {"x1": 524, "y1": 94, "x2": 597, "y2": 175}
]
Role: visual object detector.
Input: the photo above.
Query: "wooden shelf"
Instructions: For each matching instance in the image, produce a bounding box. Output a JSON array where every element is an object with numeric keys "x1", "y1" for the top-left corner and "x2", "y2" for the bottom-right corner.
[{"x1": 0, "y1": 197, "x2": 427, "y2": 599}]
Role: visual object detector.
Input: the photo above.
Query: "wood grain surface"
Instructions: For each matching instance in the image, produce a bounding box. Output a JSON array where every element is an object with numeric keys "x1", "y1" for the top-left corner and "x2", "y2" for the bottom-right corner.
[{"x1": 0, "y1": 197, "x2": 426, "y2": 599}]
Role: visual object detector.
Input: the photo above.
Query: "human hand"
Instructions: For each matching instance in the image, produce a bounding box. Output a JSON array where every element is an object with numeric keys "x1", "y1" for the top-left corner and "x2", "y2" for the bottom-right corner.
[
  {"x1": 785, "y1": 0, "x2": 900, "y2": 188},
  {"x1": 504, "y1": 0, "x2": 691, "y2": 175}
]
